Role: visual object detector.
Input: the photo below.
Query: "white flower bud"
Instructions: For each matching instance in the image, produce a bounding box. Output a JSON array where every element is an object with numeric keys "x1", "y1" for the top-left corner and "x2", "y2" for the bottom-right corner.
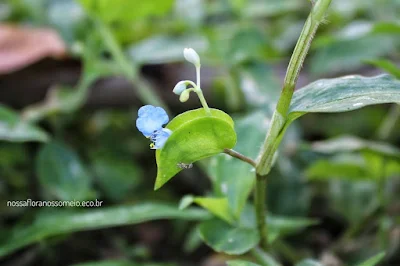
[
  {"x1": 173, "y1": 81, "x2": 187, "y2": 95},
  {"x1": 183, "y1": 48, "x2": 200, "y2": 67},
  {"x1": 179, "y1": 89, "x2": 190, "y2": 102}
]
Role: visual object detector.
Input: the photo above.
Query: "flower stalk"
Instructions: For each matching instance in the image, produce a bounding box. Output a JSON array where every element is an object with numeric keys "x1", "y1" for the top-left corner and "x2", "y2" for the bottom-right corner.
[{"x1": 254, "y1": 0, "x2": 332, "y2": 250}]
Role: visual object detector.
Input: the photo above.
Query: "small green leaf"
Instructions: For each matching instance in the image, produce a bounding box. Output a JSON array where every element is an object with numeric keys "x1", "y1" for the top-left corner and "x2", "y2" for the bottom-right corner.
[
  {"x1": 180, "y1": 196, "x2": 235, "y2": 224},
  {"x1": 199, "y1": 219, "x2": 259, "y2": 255},
  {"x1": 227, "y1": 260, "x2": 261, "y2": 266},
  {"x1": 289, "y1": 74, "x2": 400, "y2": 119},
  {"x1": 36, "y1": 141, "x2": 92, "y2": 201},
  {"x1": 0, "y1": 104, "x2": 48, "y2": 142},
  {"x1": 155, "y1": 108, "x2": 236, "y2": 189},
  {"x1": 365, "y1": 59, "x2": 400, "y2": 79},
  {"x1": 354, "y1": 252, "x2": 385, "y2": 266},
  {"x1": 0, "y1": 203, "x2": 209, "y2": 257}
]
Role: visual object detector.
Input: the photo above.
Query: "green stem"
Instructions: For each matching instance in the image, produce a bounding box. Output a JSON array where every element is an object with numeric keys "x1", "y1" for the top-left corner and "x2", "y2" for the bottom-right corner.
[
  {"x1": 254, "y1": 0, "x2": 332, "y2": 250},
  {"x1": 194, "y1": 65, "x2": 211, "y2": 114},
  {"x1": 255, "y1": 175, "x2": 269, "y2": 250},
  {"x1": 94, "y1": 18, "x2": 167, "y2": 110},
  {"x1": 223, "y1": 149, "x2": 257, "y2": 167}
]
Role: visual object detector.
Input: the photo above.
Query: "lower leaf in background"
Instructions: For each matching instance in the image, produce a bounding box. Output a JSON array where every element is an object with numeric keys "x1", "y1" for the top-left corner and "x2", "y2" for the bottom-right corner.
[{"x1": 0, "y1": 203, "x2": 209, "y2": 258}]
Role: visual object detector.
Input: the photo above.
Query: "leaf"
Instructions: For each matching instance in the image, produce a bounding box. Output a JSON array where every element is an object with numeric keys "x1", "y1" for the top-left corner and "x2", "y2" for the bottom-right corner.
[
  {"x1": 365, "y1": 59, "x2": 400, "y2": 79},
  {"x1": 92, "y1": 155, "x2": 142, "y2": 201},
  {"x1": 289, "y1": 74, "x2": 400, "y2": 119},
  {"x1": 0, "y1": 104, "x2": 48, "y2": 142},
  {"x1": 199, "y1": 219, "x2": 259, "y2": 255},
  {"x1": 155, "y1": 108, "x2": 236, "y2": 190},
  {"x1": 128, "y1": 35, "x2": 208, "y2": 65},
  {"x1": 305, "y1": 158, "x2": 369, "y2": 181},
  {"x1": 179, "y1": 196, "x2": 235, "y2": 224},
  {"x1": 310, "y1": 135, "x2": 400, "y2": 159},
  {"x1": 36, "y1": 141, "x2": 93, "y2": 201},
  {"x1": 354, "y1": 252, "x2": 385, "y2": 266},
  {"x1": 0, "y1": 203, "x2": 209, "y2": 257},
  {"x1": 227, "y1": 260, "x2": 261, "y2": 266},
  {"x1": 79, "y1": 0, "x2": 174, "y2": 24},
  {"x1": 295, "y1": 259, "x2": 323, "y2": 266},
  {"x1": 206, "y1": 111, "x2": 267, "y2": 216}
]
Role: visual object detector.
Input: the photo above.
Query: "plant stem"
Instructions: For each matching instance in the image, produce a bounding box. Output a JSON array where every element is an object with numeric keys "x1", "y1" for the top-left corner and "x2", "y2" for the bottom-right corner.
[
  {"x1": 254, "y1": 0, "x2": 332, "y2": 250},
  {"x1": 194, "y1": 65, "x2": 211, "y2": 114},
  {"x1": 223, "y1": 149, "x2": 256, "y2": 168},
  {"x1": 255, "y1": 175, "x2": 269, "y2": 250},
  {"x1": 94, "y1": 18, "x2": 167, "y2": 110}
]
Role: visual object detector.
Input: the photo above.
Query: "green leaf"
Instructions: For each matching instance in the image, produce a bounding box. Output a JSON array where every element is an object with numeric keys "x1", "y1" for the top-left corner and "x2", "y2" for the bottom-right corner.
[
  {"x1": 155, "y1": 108, "x2": 236, "y2": 190},
  {"x1": 72, "y1": 261, "x2": 175, "y2": 266},
  {"x1": 206, "y1": 111, "x2": 267, "y2": 216},
  {"x1": 79, "y1": 0, "x2": 174, "y2": 23},
  {"x1": 306, "y1": 158, "x2": 369, "y2": 180},
  {"x1": 128, "y1": 35, "x2": 208, "y2": 65},
  {"x1": 310, "y1": 135, "x2": 400, "y2": 159},
  {"x1": 0, "y1": 104, "x2": 48, "y2": 142},
  {"x1": 92, "y1": 155, "x2": 142, "y2": 201},
  {"x1": 227, "y1": 260, "x2": 261, "y2": 266},
  {"x1": 0, "y1": 203, "x2": 209, "y2": 257},
  {"x1": 199, "y1": 219, "x2": 259, "y2": 255},
  {"x1": 36, "y1": 141, "x2": 93, "y2": 201},
  {"x1": 354, "y1": 252, "x2": 385, "y2": 266},
  {"x1": 365, "y1": 59, "x2": 400, "y2": 79},
  {"x1": 179, "y1": 196, "x2": 235, "y2": 224},
  {"x1": 295, "y1": 259, "x2": 322, "y2": 266},
  {"x1": 289, "y1": 75, "x2": 400, "y2": 119}
]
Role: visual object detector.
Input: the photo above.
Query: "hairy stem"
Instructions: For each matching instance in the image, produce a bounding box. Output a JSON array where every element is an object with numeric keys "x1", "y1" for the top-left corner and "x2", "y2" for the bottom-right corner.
[
  {"x1": 223, "y1": 149, "x2": 256, "y2": 168},
  {"x1": 254, "y1": 0, "x2": 332, "y2": 250}
]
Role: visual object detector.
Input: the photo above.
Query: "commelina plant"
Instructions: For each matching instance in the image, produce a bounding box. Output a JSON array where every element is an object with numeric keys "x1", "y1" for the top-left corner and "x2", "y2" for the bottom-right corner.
[{"x1": 136, "y1": 0, "x2": 400, "y2": 263}]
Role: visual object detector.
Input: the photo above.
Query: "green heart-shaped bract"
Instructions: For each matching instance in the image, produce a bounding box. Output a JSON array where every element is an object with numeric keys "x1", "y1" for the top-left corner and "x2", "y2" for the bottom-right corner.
[{"x1": 155, "y1": 108, "x2": 236, "y2": 189}]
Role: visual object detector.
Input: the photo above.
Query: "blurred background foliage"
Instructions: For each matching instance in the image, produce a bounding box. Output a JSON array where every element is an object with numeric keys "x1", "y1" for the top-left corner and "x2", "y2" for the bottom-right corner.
[{"x1": 0, "y1": 0, "x2": 399, "y2": 265}]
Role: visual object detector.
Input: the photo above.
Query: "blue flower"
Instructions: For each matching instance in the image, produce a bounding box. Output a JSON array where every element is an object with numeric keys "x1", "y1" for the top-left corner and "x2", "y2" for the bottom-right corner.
[{"x1": 136, "y1": 105, "x2": 171, "y2": 149}]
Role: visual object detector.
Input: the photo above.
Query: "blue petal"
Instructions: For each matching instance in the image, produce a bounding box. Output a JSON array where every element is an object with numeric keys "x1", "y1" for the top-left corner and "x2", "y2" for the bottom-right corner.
[
  {"x1": 136, "y1": 105, "x2": 169, "y2": 137},
  {"x1": 151, "y1": 128, "x2": 172, "y2": 149}
]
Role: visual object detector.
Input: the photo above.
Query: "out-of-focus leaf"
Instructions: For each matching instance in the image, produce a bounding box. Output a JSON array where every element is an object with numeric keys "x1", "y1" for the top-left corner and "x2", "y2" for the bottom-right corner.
[
  {"x1": 306, "y1": 156, "x2": 369, "y2": 181},
  {"x1": 79, "y1": 0, "x2": 174, "y2": 23},
  {"x1": 155, "y1": 108, "x2": 236, "y2": 190},
  {"x1": 310, "y1": 135, "x2": 400, "y2": 159},
  {"x1": 311, "y1": 21, "x2": 398, "y2": 75},
  {"x1": 289, "y1": 75, "x2": 400, "y2": 119},
  {"x1": 330, "y1": 180, "x2": 379, "y2": 223},
  {"x1": 183, "y1": 225, "x2": 202, "y2": 253},
  {"x1": 92, "y1": 155, "x2": 142, "y2": 201},
  {"x1": 199, "y1": 219, "x2": 259, "y2": 255},
  {"x1": 0, "y1": 203, "x2": 209, "y2": 257},
  {"x1": 174, "y1": 0, "x2": 205, "y2": 27},
  {"x1": 365, "y1": 59, "x2": 400, "y2": 79},
  {"x1": 0, "y1": 24, "x2": 66, "y2": 74},
  {"x1": 295, "y1": 259, "x2": 323, "y2": 266},
  {"x1": 128, "y1": 35, "x2": 208, "y2": 65},
  {"x1": 179, "y1": 196, "x2": 235, "y2": 224},
  {"x1": 242, "y1": 0, "x2": 304, "y2": 18},
  {"x1": 227, "y1": 260, "x2": 261, "y2": 266},
  {"x1": 36, "y1": 141, "x2": 92, "y2": 201},
  {"x1": 0, "y1": 105, "x2": 48, "y2": 142},
  {"x1": 354, "y1": 252, "x2": 385, "y2": 266},
  {"x1": 206, "y1": 111, "x2": 268, "y2": 217},
  {"x1": 239, "y1": 205, "x2": 318, "y2": 243},
  {"x1": 239, "y1": 63, "x2": 280, "y2": 108}
]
